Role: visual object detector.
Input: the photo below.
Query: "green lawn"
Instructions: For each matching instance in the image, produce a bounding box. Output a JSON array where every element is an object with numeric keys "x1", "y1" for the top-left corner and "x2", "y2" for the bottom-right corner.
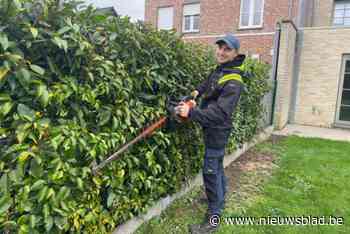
[{"x1": 135, "y1": 136, "x2": 350, "y2": 234}]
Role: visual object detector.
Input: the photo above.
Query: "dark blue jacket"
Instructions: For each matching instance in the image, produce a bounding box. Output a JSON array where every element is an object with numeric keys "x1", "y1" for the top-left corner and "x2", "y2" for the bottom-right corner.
[{"x1": 189, "y1": 54, "x2": 245, "y2": 149}]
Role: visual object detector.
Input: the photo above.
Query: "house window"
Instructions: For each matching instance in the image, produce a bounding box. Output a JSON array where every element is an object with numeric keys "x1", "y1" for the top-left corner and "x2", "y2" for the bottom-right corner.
[
  {"x1": 239, "y1": 0, "x2": 264, "y2": 28},
  {"x1": 333, "y1": 1, "x2": 350, "y2": 26},
  {"x1": 336, "y1": 55, "x2": 350, "y2": 123},
  {"x1": 183, "y1": 3, "x2": 200, "y2": 33},
  {"x1": 157, "y1": 7, "x2": 174, "y2": 30}
]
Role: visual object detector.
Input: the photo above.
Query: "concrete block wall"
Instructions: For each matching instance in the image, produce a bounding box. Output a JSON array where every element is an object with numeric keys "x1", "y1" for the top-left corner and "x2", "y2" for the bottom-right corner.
[
  {"x1": 273, "y1": 21, "x2": 297, "y2": 130},
  {"x1": 292, "y1": 27, "x2": 350, "y2": 127}
]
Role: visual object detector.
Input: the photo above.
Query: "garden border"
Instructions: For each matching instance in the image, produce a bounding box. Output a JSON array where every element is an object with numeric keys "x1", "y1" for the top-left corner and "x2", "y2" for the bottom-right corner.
[{"x1": 113, "y1": 125, "x2": 274, "y2": 234}]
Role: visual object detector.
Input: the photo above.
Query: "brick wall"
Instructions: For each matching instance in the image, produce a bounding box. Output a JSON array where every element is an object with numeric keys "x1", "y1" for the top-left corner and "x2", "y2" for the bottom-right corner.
[
  {"x1": 145, "y1": 0, "x2": 184, "y2": 34},
  {"x1": 183, "y1": 34, "x2": 274, "y2": 63},
  {"x1": 145, "y1": 0, "x2": 299, "y2": 63}
]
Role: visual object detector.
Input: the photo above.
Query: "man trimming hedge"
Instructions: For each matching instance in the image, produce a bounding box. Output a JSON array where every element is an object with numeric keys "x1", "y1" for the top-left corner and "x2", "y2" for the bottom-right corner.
[{"x1": 175, "y1": 33, "x2": 245, "y2": 233}]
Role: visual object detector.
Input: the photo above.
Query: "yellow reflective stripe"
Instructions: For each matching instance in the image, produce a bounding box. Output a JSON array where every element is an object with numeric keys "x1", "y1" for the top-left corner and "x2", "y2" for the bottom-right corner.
[
  {"x1": 229, "y1": 64, "x2": 245, "y2": 70},
  {"x1": 239, "y1": 64, "x2": 245, "y2": 70},
  {"x1": 218, "y1": 73, "x2": 243, "y2": 85}
]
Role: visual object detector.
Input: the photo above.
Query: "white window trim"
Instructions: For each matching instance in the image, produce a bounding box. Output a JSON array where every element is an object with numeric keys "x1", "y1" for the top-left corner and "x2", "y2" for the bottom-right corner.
[
  {"x1": 182, "y1": 4, "x2": 200, "y2": 33},
  {"x1": 157, "y1": 6, "x2": 174, "y2": 30},
  {"x1": 239, "y1": 0, "x2": 265, "y2": 29},
  {"x1": 182, "y1": 15, "x2": 200, "y2": 33},
  {"x1": 333, "y1": 0, "x2": 350, "y2": 27}
]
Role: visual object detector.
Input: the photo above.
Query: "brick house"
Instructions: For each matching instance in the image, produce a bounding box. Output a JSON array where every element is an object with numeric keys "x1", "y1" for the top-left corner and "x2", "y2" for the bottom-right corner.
[
  {"x1": 274, "y1": 0, "x2": 350, "y2": 129},
  {"x1": 145, "y1": 0, "x2": 300, "y2": 63},
  {"x1": 145, "y1": 0, "x2": 350, "y2": 130}
]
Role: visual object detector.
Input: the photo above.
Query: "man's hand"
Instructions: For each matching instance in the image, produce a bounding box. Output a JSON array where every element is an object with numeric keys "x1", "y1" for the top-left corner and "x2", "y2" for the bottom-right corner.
[{"x1": 175, "y1": 100, "x2": 196, "y2": 118}]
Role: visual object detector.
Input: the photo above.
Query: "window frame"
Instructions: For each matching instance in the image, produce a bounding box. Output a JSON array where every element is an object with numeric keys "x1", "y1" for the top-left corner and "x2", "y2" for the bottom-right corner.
[
  {"x1": 335, "y1": 54, "x2": 350, "y2": 126},
  {"x1": 333, "y1": 0, "x2": 350, "y2": 27},
  {"x1": 239, "y1": 0, "x2": 265, "y2": 29},
  {"x1": 182, "y1": 3, "x2": 200, "y2": 33},
  {"x1": 157, "y1": 6, "x2": 174, "y2": 30}
]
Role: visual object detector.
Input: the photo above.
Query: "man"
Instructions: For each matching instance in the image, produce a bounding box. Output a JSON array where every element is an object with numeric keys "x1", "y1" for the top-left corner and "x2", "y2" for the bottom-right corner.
[{"x1": 175, "y1": 33, "x2": 245, "y2": 233}]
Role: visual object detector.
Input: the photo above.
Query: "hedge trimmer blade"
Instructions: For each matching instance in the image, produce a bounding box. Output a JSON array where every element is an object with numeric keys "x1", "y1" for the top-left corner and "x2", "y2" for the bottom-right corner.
[
  {"x1": 92, "y1": 116, "x2": 168, "y2": 175},
  {"x1": 91, "y1": 95, "x2": 196, "y2": 175}
]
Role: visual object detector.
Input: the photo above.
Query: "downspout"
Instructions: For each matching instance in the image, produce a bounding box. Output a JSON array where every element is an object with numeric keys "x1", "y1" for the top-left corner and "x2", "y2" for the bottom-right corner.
[
  {"x1": 270, "y1": 22, "x2": 282, "y2": 126},
  {"x1": 310, "y1": 0, "x2": 316, "y2": 27},
  {"x1": 288, "y1": 0, "x2": 293, "y2": 19}
]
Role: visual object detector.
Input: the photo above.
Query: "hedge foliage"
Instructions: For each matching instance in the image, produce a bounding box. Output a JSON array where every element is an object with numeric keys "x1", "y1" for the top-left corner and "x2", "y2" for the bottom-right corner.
[{"x1": 0, "y1": 0, "x2": 270, "y2": 233}]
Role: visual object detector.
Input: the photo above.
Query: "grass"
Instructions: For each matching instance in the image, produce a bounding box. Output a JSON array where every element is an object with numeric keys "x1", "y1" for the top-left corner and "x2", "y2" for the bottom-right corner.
[{"x1": 135, "y1": 136, "x2": 350, "y2": 234}]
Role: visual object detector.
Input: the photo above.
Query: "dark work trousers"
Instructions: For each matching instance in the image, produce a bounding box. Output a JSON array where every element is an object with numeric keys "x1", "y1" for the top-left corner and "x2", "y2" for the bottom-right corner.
[{"x1": 203, "y1": 147, "x2": 227, "y2": 215}]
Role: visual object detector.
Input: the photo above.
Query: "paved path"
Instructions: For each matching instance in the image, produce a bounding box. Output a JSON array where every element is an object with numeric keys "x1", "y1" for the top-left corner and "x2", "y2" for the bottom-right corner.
[{"x1": 273, "y1": 124, "x2": 350, "y2": 142}]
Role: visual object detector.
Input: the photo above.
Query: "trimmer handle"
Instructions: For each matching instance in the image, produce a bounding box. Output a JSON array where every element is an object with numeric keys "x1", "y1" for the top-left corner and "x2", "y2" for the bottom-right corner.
[
  {"x1": 179, "y1": 95, "x2": 194, "y2": 102},
  {"x1": 177, "y1": 96, "x2": 196, "y2": 120},
  {"x1": 165, "y1": 94, "x2": 196, "y2": 124}
]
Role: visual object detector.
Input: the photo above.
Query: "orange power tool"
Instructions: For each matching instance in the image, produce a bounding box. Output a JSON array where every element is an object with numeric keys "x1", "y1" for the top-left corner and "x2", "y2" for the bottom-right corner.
[{"x1": 91, "y1": 95, "x2": 196, "y2": 175}]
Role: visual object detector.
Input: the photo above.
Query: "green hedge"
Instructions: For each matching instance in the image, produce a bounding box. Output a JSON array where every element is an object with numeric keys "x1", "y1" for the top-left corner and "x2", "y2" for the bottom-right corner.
[{"x1": 0, "y1": 1, "x2": 270, "y2": 233}]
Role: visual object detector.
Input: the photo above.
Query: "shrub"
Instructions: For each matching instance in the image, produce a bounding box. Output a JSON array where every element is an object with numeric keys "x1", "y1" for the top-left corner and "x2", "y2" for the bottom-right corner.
[{"x1": 0, "y1": 0, "x2": 270, "y2": 233}]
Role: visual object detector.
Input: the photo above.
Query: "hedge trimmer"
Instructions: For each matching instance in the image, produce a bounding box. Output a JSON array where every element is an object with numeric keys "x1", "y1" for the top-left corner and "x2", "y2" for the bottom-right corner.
[{"x1": 91, "y1": 95, "x2": 196, "y2": 175}]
